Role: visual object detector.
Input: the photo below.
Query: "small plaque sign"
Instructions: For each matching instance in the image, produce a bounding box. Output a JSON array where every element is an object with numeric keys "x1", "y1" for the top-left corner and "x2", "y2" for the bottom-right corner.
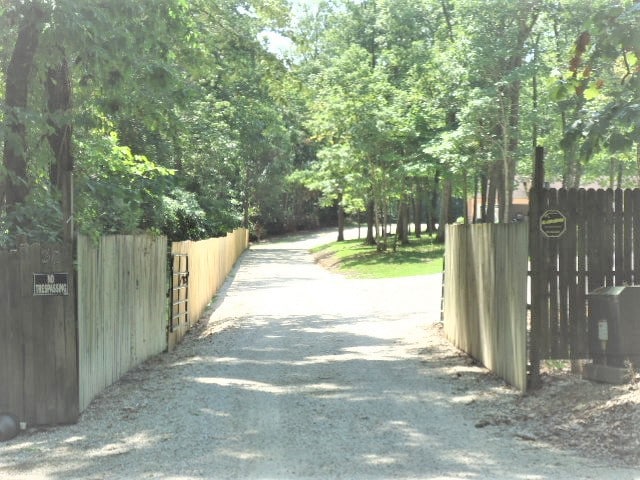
[
  {"x1": 540, "y1": 209, "x2": 567, "y2": 238},
  {"x1": 33, "y1": 273, "x2": 69, "y2": 296}
]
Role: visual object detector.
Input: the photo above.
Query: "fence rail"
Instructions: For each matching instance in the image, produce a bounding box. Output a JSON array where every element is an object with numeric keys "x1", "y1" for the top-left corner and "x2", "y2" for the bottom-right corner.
[{"x1": 443, "y1": 223, "x2": 528, "y2": 392}]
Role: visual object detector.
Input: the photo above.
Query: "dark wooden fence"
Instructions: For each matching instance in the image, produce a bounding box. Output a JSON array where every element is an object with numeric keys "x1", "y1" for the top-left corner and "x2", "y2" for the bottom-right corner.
[
  {"x1": 527, "y1": 146, "x2": 640, "y2": 382},
  {"x1": 0, "y1": 244, "x2": 78, "y2": 426},
  {"x1": 443, "y1": 223, "x2": 529, "y2": 391},
  {"x1": 529, "y1": 186, "x2": 640, "y2": 365}
]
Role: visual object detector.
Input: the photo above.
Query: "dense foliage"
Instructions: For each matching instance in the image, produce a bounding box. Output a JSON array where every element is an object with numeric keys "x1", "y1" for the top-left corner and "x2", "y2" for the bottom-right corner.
[{"x1": 2, "y1": 0, "x2": 640, "y2": 248}]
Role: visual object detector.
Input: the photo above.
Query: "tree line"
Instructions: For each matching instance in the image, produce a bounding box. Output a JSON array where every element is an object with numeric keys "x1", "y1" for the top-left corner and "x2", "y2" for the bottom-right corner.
[{"x1": 1, "y1": 0, "x2": 639, "y2": 249}]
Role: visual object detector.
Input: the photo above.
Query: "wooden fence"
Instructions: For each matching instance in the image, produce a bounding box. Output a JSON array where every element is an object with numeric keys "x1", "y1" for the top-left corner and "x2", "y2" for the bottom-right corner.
[
  {"x1": 0, "y1": 244, "x2": 78, "y2": 425},
  {"x1": 77, "y1": 235, "x2": 168, "y2": 411},
  {"x1": 1, "y1": 228, "x2": 248, "y2": 426},
  {"x1": 443, "y1": 223, "x2": 529, "y2": 392},
  {"x1": 170, "y1": 228, "x2": 249, "y2": 347},
  {"x1": 529, "y1": 186, "x2": 640, "y2": 364}
]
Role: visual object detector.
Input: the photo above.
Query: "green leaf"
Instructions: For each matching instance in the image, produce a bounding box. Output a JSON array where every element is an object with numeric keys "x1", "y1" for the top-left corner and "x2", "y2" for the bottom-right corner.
[{"x1": 583, "y1": 84, "x2": 601, "y2": 100}]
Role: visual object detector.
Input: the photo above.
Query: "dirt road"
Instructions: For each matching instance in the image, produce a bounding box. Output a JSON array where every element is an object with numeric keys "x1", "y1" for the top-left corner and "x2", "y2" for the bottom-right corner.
[{"x1": 1, "y1": 229, "x2": 639, "y2": 479}]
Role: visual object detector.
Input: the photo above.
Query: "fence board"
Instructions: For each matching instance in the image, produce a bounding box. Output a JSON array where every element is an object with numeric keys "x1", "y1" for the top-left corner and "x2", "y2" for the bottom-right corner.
[
  {"x1": 615, "y1": 189, "x2": 624, "y2": 284},
  {"x1": 557, "y1": 189, "x2": 571, "y2": 356},
  {"x1": 77, "y1": 235, "x2": 168, "y2": 412},
  {"x1": 634, "y1": 190, "x2": 640, "y2": 284},
  {"x1": 444, "y1": 223, "x2": 528, "y2": 392},
  {"x1": 570, "y1": 189, "x2": 587, "y2": 357},
  {"x1": 623, "y1": 189, "x2": 634, "y2": 284}
]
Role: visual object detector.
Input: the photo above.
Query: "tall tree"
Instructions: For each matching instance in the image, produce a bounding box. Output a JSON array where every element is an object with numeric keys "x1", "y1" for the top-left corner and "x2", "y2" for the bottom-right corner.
[{"x1": 2, "y1": 2, "x2": 47, "y2": 208}]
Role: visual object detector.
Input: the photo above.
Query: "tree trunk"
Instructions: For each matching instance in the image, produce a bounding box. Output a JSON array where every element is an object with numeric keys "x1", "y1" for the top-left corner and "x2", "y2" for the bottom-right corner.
[
  {"x1": 46, "y1": 53, "x2": 74, "y2": 242},
  {"x1": 436, "y1": 180, "x2": 451, "y2": 243},
  {"x1": 496, "y1": 164, "x2": 506, "y2": 223},
  {"x1": 3, "y1": 4, "x2": 46, "y2": 208},
  {"x1": 337, "y1": 201, "x2": 345, "y2": 242},
  {"x1": 430, "y1": 170, "x2": 440, "y2": 233},
  {"x1": 479, "y1": 171, "x2": 488, "y2": 222},
  {"x1": 365, "y1": 199, "x2": 376, "y2": 245},
  {"x1": 462, "y1": 171, "x2": 468, "y2": 224},
  {"x1": 396, "y1": 200, "x2": 409, "y2": 245},
  {"x1": 501, "y1": 9, "x2": 539, "y2": 223},
  {"x1": 486, "y1": 168, "x2": 497, "y2": 224},
  {"x1": 414, "y1": 180, "x2": 423, "y2": 237},
  {"x1": 472, "y1": 175, "x2": 478, "y2": 223}
]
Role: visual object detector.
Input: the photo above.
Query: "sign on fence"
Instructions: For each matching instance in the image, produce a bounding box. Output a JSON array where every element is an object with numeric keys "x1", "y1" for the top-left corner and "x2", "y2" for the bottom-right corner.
[
  {"x1": 539, "y1": 209, "x2": 566, "y2": 238},
  {"x1": 33, "y1": 272, "x2": 70, "y2": 296}
]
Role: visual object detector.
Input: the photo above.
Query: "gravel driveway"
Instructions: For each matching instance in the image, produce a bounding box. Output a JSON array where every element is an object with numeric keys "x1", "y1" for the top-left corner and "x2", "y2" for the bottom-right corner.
[{"x1": 1, "y1": 229, "x2": 639, "y2": 479}]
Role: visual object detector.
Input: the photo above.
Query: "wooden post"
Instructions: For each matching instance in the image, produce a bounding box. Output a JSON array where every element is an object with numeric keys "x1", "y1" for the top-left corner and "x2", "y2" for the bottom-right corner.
[{"x1": 528, "y1": 146, "x2": 545, "y2": 387}]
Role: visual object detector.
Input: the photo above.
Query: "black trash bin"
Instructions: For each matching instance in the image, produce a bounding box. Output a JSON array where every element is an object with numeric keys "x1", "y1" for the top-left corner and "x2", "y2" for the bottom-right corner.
[{"x1": 588, "y1": 285, "x2": 640, "y2": 367}]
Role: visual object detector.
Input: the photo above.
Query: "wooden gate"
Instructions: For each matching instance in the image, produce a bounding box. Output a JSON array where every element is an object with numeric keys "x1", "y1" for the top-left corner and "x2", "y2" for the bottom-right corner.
[
  {"x1": 168, "y1": 253, "x2": 189, "y2": 350},
  {"x1": 529, "y1": 148, "x2": 640, "y2": 378},
  {"x1": 0, "y1": 243, "x2": 78, "y2": 426}
]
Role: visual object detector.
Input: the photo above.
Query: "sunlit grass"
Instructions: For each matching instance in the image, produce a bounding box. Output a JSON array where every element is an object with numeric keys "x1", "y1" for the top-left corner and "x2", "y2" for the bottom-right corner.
[{"x1": 311, "y1": 235, "x2": 444, "y2": 279}]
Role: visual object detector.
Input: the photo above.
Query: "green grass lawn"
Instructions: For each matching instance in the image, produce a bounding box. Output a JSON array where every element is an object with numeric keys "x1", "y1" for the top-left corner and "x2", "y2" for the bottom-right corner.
[{"x1": 311, "y1": 235, "x2": 444, "y2": 279}]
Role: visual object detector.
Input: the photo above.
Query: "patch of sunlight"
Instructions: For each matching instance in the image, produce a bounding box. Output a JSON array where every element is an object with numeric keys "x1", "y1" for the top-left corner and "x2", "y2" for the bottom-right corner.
[
  {"x1": 1, "y1": 441, "x2": 44, "y2": 454},
  {"x1": 86, "y1": 432, "x2": 156, "y2": 459},
  {"x1": 440, "y1": 448, "x2": 497, "y2": 467},
  {"x1": 218, "y1": 448, "x2": 264, "y2": 460},
  {"x1": 301, "y1": 347, "x2": 408, "y2": 365},
  {"x1": 345, "y1": 345, "x2": 414, "y2": 359},
  {"x1": 199, "y1": 408, "x2": 231, "y2": 417},
  {"x1": 212, "y1": 356, "x2": 243, "y2": 364},
  {"x1": 240, "y1": 347, "x2": 289, "y2": 353},
  {"x1": 303, "y1": 383, "x2": 351, "y2": 397},
  {"x1": 382, "y1": 420, "x2": 430, "y2": 448},
  {"x1": 450, "y1": 394, "x2": 479, "y2": 405},
  {"x1": 62, "y1": 436, "x2": 86, "y2": 444},
  {"x1": 171, "y1": 356, "x2": 205, "y2": 367},
  {"x1": 192, "y1": 377, "x2": 352, "y2": 396},
  {"x1": 362, "y1": 453, "x2": 397, "y2": 465},
  {"x1": 193, "y1": 377, "x2": 288, "y2": 394}
]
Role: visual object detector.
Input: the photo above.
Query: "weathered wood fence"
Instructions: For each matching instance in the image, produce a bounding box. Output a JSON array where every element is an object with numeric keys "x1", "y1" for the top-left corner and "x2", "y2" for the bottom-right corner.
[
  {"x1": 1, "y1": 228, "x2": 249, "y2": 426},
  {"x1": 529, "y1": 185, "x2": 640, "y2": 371},
  {"x1": 526, "y1": 148, "x2": 640, "y2": 382},
  {"x1": 77, "y1": 235, "x2": 168, "y2": 411},
  {"x1": 443, "y1": 223, "x2": 529, "y2": 392},
  {"x1": 170, "y1": 228, "x2": 249, "y2": 347},
  {"x1": 0, "y1": 244, "x2": 78, "y2": 425}
]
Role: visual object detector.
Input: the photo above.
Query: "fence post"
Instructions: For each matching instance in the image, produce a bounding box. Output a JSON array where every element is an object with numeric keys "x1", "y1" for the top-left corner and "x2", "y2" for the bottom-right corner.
[{"x1": 528, "y1": 146, "x2": 545, "y2": 387}]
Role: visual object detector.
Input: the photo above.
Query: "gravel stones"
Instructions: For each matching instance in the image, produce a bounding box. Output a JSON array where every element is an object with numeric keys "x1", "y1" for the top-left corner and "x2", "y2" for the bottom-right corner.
[{"x1": 1, "y1": 229, "x2": 639, "y2": 479}]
